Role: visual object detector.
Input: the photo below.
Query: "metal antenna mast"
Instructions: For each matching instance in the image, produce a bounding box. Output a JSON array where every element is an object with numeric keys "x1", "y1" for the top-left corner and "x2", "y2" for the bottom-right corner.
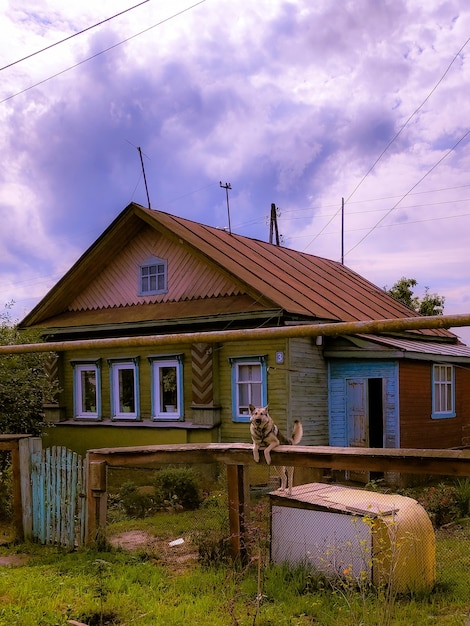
[
  {"x1": 138, "y1": 146, "x2": 151, "y2": 209},
  {"x1": 219, "y1": 181, "x2": 232, "y2": 234}
]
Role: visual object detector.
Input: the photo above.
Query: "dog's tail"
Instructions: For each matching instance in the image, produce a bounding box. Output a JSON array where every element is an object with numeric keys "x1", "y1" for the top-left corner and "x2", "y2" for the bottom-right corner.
[{"x1": 291, "y1": 420, "x2": 303, "y2": 445}]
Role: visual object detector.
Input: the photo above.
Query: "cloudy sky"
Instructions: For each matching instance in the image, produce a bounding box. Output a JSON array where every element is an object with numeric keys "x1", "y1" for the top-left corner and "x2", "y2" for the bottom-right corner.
[{"x1": 1, "y1": 0, "x2": 470, "y2": 340}]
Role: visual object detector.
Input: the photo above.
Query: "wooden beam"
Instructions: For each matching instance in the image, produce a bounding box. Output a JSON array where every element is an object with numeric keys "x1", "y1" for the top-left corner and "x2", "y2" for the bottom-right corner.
[
  {"x1": 4, "y1": 312, "x2": 470, "y2": 354},
  {"x1": 87, "y1": 443, "x2": 470, "y2": 477}
]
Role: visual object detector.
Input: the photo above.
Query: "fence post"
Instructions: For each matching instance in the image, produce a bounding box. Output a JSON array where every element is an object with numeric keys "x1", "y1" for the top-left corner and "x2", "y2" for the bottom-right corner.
[
  {"x1": 18, "y1": 437, "x2": 39, "y2": 540},
  {"x1": 227, "y1": 464, "x2": 249, "y2": 563},
  {"x1": 85, "y1": 458, "x2": 107, "y2": 545}
]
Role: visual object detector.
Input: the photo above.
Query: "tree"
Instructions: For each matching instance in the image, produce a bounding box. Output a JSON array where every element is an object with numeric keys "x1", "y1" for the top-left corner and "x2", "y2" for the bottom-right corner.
[
  {"x1": 384, "y1": 277, "x2": 445, "y2": 316},
  {"x1": 0, "y1": 302, "x2": 59, "y2": 435}
]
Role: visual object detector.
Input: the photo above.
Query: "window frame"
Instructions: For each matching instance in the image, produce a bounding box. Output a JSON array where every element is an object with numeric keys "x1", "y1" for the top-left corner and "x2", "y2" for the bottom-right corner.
[
  {"x1": 149, "y1": 355, "x2": 184, "y2": 420},
  {"x1": 71, "y1": 360, "x2": 101, "y2": 420},
  {"x1": 138, "y1": 256, "x2": 168, "y2": 296},
  {"x1": 229, "y1": 355, "x2": 268, "y2": 422},
  {"x1": 431, "y1": 363, "x2": 455, "y2": 419},
  {"x1": 107, "y1": 357, "x2": 140, "y2": 420}
]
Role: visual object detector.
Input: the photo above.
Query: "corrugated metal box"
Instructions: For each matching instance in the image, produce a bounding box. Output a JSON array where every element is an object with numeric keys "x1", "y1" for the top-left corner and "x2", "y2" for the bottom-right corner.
[{"x1": 270, "y1": 483, "x2": 435, "y2": 593}]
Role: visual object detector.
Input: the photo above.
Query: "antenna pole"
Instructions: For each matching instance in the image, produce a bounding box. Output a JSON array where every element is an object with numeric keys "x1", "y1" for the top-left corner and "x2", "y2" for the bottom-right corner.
[
  {"x1": 138, "y1": 146, "x2": 151, "y2": 209},
  {"x1": 219, "y1": 181, "x2": 232, "y2": 234},
  {"x1": 341, "y1": 197, "x2": 344, "y2": 265}
]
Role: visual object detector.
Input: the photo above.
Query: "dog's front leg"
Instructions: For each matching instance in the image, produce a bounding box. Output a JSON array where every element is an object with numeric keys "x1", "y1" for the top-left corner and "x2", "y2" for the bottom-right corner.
[
  {"x1": 263, "y1": 443, "x2": 276, "y2": 465},
  {"x1": 253, "y1": 443, "x2": 260, "y2": 463}
]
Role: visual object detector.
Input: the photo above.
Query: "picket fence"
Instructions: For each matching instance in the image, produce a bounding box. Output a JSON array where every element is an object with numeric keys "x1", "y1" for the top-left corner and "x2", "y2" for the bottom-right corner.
[{"x1": 28, "y1": 442, "x2": 86, "y2": 549}]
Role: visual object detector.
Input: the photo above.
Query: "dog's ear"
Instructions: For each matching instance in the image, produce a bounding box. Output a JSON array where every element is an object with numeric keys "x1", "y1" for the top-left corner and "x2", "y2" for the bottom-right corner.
[{"x1": 249, "y1": 404, "x2": 255, "y2": 414}]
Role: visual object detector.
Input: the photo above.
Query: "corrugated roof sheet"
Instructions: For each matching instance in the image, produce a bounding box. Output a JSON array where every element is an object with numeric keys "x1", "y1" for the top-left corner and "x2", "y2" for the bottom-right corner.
[{"x1": 20, "y1": 203, "x2": 456, "y2": 340}]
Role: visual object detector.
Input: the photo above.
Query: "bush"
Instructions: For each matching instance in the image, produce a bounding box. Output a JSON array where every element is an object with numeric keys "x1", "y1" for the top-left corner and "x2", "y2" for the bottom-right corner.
[
  {"x1": 417, "y1": 482, "x2": 460, "y2": 527},
  {"x1": 119, "y1": 481, "x2": 156, "y2": 518},
  {"x1": 154, "y1": 466, "x2": 201, "y2": 511},
  {"x1": 0, "y1": 461, "x2": 12, "y2": 521}
]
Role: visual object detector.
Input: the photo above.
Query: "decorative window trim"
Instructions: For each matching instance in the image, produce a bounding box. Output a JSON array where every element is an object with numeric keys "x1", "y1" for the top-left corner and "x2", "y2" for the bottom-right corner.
[
  {"x1": 107, "y1": 357, "x2": 140, "y2": 420},
  {"x1": 431, "y1": 363, "x2": 455, "y2": 419},
  {"x1": 229, "y1": 355, "x2": 268, "y2": 422},
  {"x1": 148, "y1": 355, "x2": 184, "y2": 421},
  {"x1": 138, "y1": 256, "x2": 168, "y2": 296},
  {"x1": 71, "y1": 359, "x2": 101, "y2": 420}
]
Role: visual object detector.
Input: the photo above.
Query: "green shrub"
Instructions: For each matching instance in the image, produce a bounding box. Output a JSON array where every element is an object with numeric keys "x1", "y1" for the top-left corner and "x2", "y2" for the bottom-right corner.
[
  {"x1": 119, "y1": 481, "x2": 156, "y2": 518},
  {"x1": 455, "y1": 478, "x2": 470, "y2": 517},
  {"x1": 0, "y1": 463, "x2": 12, "y2": 521},
  {"x1": 417, "y1": 482, "x2": 460, "y2": 527},
  {"x1": 154, "y1": 466, "x2": 201, "y2": 510}
]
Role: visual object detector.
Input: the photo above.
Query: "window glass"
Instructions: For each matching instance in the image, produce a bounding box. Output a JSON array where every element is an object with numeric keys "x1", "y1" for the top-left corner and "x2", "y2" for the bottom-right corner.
[
  {"x1": 150, "y1": 358, "x2": 182, "y2": 419},
  {"x1": 73, "y1": 362, "x2": 100, "y2": 419},
  {"x1": 140, "y1": 259, "x2": 167, "y2": 295},
  {"x1": 109, "y1": 360, "x2": 140, "y2": 419},
  {"x1": 432, "y1": 364, "x2": 455, "y2": 418},
  {"x1": 230, "y1": 357, "x2": 267, "y2": 421}
]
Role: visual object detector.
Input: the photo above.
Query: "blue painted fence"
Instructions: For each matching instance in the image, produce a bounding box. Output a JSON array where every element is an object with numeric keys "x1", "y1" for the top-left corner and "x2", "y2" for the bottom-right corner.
[{"x1": 30, "y1": 444, "x2": 86, "y2": 549}]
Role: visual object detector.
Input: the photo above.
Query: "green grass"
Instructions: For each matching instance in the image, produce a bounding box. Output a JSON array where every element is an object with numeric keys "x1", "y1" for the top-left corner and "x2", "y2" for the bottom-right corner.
[{"x1": 0, "y1": 510, "x2": 469, "y2": 625}]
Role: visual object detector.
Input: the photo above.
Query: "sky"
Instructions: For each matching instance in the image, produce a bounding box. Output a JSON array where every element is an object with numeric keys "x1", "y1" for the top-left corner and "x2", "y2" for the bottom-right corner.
[{"x1": 1, "y1": 0, "x2": 470, "y2": 341}]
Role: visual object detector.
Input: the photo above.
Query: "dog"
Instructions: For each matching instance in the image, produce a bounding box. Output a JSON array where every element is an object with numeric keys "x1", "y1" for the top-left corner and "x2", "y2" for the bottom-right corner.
[{"x1": 249, "y1": 404, "x2": 303, "y2": 493}]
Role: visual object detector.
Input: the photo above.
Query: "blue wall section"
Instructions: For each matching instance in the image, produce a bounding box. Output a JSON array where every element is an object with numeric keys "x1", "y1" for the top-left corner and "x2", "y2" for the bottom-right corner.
[{"x1": 328, "y1": 360, "x2": 399, "y2": 448}]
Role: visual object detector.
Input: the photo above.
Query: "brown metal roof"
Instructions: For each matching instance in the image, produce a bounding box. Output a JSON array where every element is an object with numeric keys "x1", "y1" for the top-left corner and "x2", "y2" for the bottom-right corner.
[
  {"x1": 325, "y1": 334, "x2": 470, "y2": 362},
  {"x1": 20, "y1": 202, "x2": 455, "y2": 339}
]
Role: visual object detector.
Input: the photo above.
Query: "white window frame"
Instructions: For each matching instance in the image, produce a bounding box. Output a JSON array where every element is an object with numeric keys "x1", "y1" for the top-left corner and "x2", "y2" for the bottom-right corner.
[
  {"x1": 149, "y1": 355, "x2": 184, "y2": 420},
  {"x1": 139, "y1": 256, "x2": 167, "y2": 296},
  {"x1": 108, "y1": 358, "x2": 140, "y2": 420},
  {"x1": 229, "y1": 356, "x2": 268, "y2": 422},
  {"x1": 72, "y1": 360, "x2": 101, "y2": 420},
  {"x1": 432, "y1": 363, "x2": 455, "y2": 419}
]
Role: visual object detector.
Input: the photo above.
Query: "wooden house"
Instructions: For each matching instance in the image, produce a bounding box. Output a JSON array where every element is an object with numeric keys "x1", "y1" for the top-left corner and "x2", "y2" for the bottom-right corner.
[{"x1": 20, "y1": 202, "x2": 470, "y2": 457}]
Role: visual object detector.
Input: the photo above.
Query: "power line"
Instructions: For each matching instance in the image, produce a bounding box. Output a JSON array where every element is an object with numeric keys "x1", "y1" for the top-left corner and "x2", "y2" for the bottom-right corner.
[
  {"x1": 302, "y1": 35, "x2": 470, "y2": 253},
  {"x1": 0, "y1": 0, "x2": 153, "y2": 73},
  {"x1": 345, "y1": 128, "x2": 470, "y2": 256},
  {"x1": 0, "y1": 0, "x2": 207, "y2": 105}
]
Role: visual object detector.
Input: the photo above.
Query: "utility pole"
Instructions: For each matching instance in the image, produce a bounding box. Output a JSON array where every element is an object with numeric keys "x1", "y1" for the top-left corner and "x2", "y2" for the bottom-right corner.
[
  {"x1": 138, "y1": 147, "x2": 151, "y2": 209},
  {"x1": 269, "y1": 203, "x2": 280, "y2": 245},
  {"x1": 219, "y1": 181, "x2": 232, "y2": 234}
]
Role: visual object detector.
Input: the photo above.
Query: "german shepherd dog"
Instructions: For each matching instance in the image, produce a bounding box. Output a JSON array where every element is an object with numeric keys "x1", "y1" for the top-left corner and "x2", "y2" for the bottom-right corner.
[{"x1": 249, "y1": 404, "x2": 303, "y2": 493}]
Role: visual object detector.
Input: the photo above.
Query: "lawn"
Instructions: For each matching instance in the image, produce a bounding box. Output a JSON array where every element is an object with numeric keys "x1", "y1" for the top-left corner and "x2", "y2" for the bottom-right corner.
[{"x1": 0, "y1": 505, "x2": 469, "y2": 626}]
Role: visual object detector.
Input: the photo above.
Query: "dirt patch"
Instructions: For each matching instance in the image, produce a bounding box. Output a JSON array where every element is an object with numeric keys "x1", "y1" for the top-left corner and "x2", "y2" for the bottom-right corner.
[
  {"x1": 0, "y1": 554, "x2": 29, "y2": 567},
  {"x1": 108, "y1": 530, "x2": 198, "y2": 572}
]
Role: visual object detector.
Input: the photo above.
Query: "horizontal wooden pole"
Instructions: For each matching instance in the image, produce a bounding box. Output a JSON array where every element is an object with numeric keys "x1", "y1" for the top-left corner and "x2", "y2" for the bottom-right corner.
[
  {"x1": 4, "y1": 312, "x2": 470, "y2": 354},
  {"x1": 87, "y1": 443, "x2": 470, "y2": 477}
]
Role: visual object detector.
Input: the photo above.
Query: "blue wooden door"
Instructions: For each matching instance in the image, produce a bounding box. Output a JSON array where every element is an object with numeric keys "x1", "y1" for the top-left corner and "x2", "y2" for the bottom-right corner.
[
  {"x1": 346, "y1": 378, "x2": 368, "y2": 447},
  {"x1": 30, "y1": 445, "x2": 86, "y2": 549}
]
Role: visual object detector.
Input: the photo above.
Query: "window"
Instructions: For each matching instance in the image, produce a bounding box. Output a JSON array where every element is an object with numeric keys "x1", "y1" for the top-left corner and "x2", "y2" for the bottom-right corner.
[
  {"x1": 432, "y1": 364, "x2": 455, "y2": 418},
  {"x1": 108, "y1": 358, "x2": 140, "y2": 420},
  {"x1": 139, "y1": 257, "x2": 167, "y2": 295},
  {"x1": 229, "y1": 356, "x2": 267, "y2": 421},
  {"x1": 72, "y1": 361, "x2": 101, "y2": 419},
  {"x1": 149, "y1": 356, "x2": 183, "y2": 420}
]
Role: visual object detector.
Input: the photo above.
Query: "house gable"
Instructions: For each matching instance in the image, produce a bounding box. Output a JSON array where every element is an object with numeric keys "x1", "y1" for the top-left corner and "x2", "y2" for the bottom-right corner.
[{"x1": 68, "y1": 224, "x2": 248, "y2": 310}]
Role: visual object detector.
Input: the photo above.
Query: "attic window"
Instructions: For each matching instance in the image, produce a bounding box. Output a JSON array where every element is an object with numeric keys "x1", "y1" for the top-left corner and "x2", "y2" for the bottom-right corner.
[{"x1": 139, "y1": 257, "x2": 167, "y2": 296}]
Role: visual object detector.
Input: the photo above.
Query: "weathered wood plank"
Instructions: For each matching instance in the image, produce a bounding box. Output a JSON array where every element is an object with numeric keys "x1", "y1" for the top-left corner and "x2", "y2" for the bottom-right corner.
[{"x1": 87, "y1": 443, "x2": 470, "y2": 476}]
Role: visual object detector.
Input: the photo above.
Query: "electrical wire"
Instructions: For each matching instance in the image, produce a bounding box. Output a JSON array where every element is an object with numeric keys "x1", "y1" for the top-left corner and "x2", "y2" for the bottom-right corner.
[
  {"x1": 0, "y1": 0, "x2": 152, "y2": 73},
  {"x1": 0, "y1": 0, "x2": 207, "y2": 105},
  {"x1": 345, "y1": 128, "x2": 470, "y2": 256}
]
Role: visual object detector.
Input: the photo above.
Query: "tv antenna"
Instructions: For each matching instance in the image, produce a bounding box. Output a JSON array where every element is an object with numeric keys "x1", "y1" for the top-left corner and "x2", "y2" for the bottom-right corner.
[
  {"x1": 137, "y1": 146, "x2": 151, "y2": 209},
  {"x1": 219, "y1": 181, "x2": 232, "y2": 234}
]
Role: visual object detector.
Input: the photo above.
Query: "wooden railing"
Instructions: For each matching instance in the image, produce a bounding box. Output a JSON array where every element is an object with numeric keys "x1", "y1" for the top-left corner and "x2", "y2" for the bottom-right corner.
[{"x1": 85, "y1": 443, "x2": 470, "y2": 559}]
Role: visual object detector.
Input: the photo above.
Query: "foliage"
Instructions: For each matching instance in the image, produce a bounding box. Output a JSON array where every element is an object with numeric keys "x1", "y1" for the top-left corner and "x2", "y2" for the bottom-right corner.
[
  {"x1": 384, "y1": 277, "x2": 445, "y2": 315},
  {"x1": 415, "y1": 483, "x2": 461, "y2": 527},
  {"x1": 0, "y1": 301, "x2": 59, "y2": 436},
  {"x1": 118, "y1": 482, "x2": 157, "y2": 519},
  {"x1": 153, "y1": 466, "x2": 202, "y2": 511},
  {"x1": 0, "y1": 462, "x2": 12, "y2": 520}
]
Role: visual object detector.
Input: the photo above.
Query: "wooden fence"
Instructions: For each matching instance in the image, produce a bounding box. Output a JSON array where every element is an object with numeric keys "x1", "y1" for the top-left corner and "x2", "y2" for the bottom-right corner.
[{"x1": 85, "y1": 442, "x2": 470, "y2": 560}]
